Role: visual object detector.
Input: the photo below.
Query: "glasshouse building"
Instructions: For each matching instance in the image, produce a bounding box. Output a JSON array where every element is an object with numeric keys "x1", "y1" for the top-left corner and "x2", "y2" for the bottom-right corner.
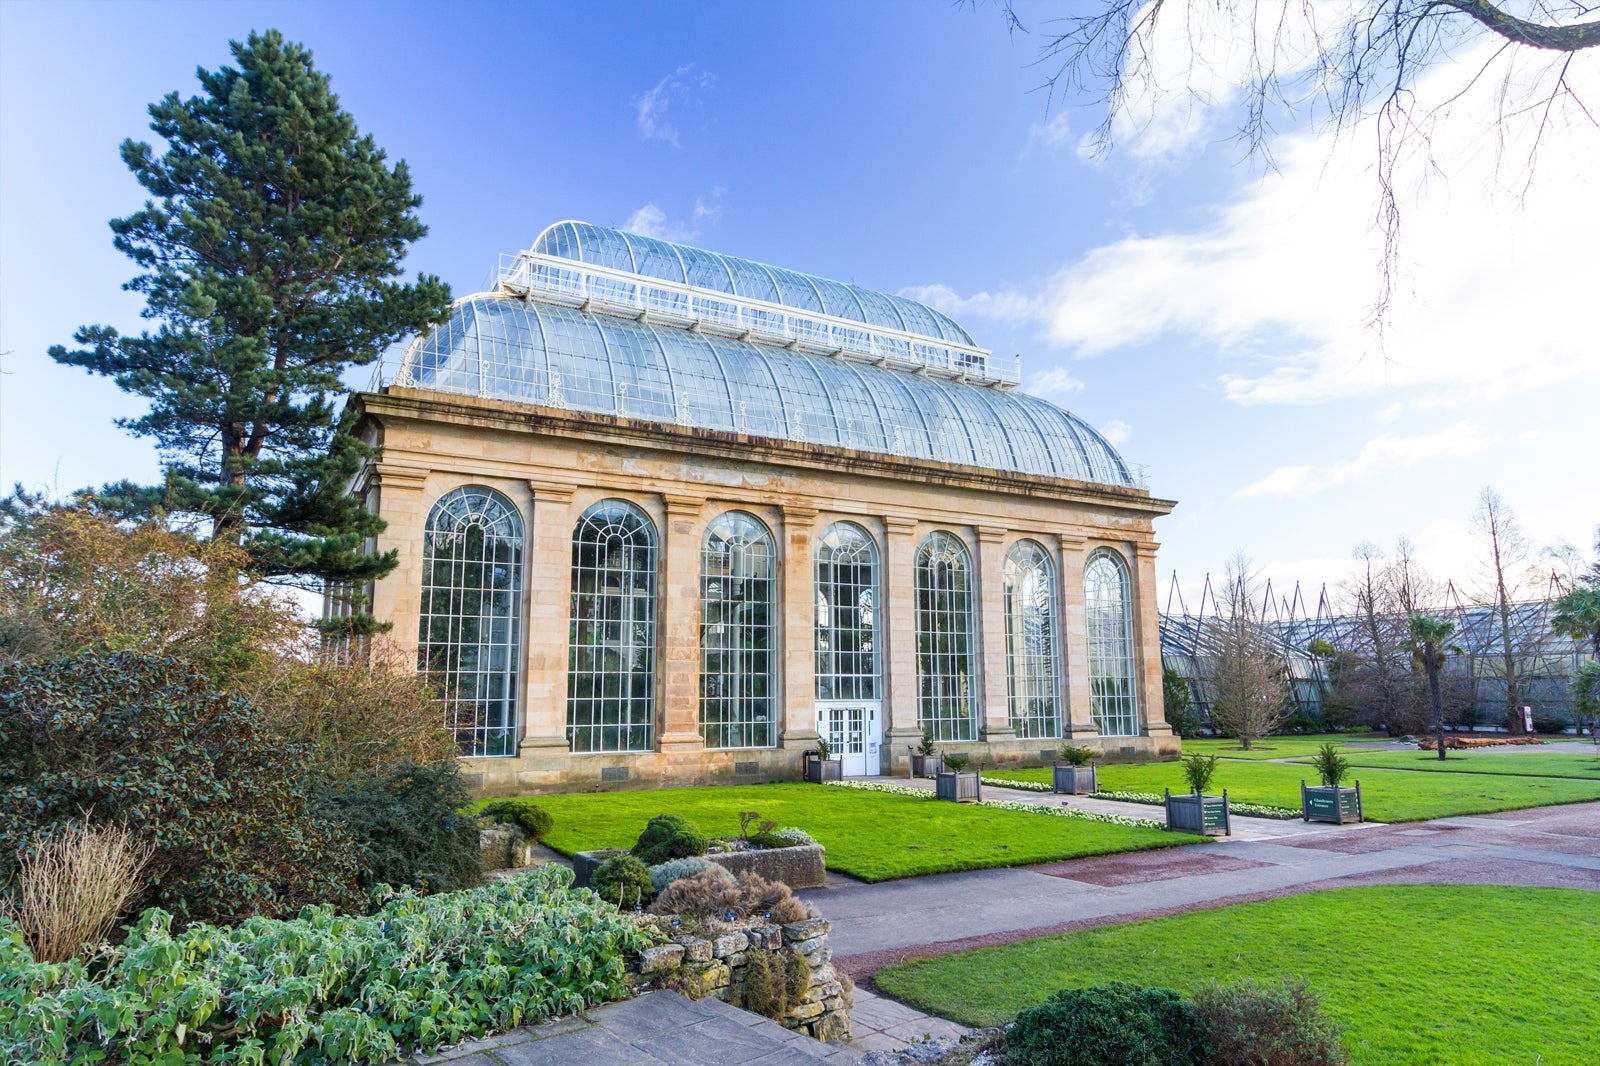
[{"x1": 350, "y1": 222, "x2": 1178, "y2": 793}]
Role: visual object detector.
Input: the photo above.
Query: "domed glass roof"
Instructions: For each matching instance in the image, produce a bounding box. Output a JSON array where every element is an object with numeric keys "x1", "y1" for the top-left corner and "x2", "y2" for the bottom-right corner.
[{"x1": 395, "y1": 294, "x2": 1135, "y2": 487}]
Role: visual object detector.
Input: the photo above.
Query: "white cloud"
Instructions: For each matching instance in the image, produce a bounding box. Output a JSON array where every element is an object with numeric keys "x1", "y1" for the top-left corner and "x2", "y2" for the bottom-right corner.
[
  {"x1": 1026, "y1": 365, "x2": 1086, "y2": 396},
  {"x1": 1025, "y1": 111, "x2": 1074, "y2": 154},
  {"x1": 897, "y1": 282, "x2": 1034, "y2": 326},
  {"x1": 1037, "y1": 39, "x2": 1600, "y2": 410},
  {"x1": 1099, "y1": 419, "x2": 1132, "y2": 446},
  {"x1": 1235, "y1": 420, "x2": 1493, "y2": 500},
  {"x1": 634, "y1": 65, "x2": 715, "y2": 147},
  {"x1": 624, "y1": 188, "x2": 725, "y2": 243}
]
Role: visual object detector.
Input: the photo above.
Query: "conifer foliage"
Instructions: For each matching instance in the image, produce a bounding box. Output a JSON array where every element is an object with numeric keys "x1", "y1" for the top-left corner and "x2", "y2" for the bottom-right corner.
[{"x1": 49, "y1": 30, "x2": 450, "y2": 600}]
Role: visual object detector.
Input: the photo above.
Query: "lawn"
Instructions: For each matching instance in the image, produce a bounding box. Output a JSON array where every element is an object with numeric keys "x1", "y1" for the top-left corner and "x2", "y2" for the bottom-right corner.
[
  {"x1": 1336, "y1": 749, "x2": 1600, "y2": 780},
  {"x1": 1178, "y1": 734, "x2": 1388, "y2": 761},
  {"x1": 873, "y1": 885, "x2": 1599, "y2": 1066},
  {"x1": 984, "y1": 760, "x2": 1600, "y2": 822},
  {"x1": 490, "y1": 783, "x2": 1202, "y2": 882}
]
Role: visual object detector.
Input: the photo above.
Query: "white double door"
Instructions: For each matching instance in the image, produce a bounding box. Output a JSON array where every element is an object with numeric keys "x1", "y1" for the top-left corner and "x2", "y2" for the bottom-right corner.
[{"x1": 816, "y1": 701, "x2": 882, "y2": 777}]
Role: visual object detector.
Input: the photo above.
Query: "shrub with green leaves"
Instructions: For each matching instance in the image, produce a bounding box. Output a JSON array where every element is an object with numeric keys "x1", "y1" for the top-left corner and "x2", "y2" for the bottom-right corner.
[
  {"x1": 313, "y1": 760, "x2": 481, "y2": 896},
  {"x1": 631, "y1": 814, "x2": 707, "y2": 865},
  {"x1": 944, "y1": 754, "x2": 971, "y2": 772},
  {"x1": 0, "y1": 652, "x2": 364, "y2": 927},
  {"x1": 1312, "y1": 743, "x2": 1350, "y2": 788},
  {"x1": 479, "y1": 798, "x2": 555, "y2": 842},
  {"x1": 1058, "y1": 744, "x2": 1095, "y2": 767},
  {"x1": 649, "y1": 856, "x2": 718, "y2": 895},
  {"x1": 1182, "y1": 752, "x2": 1220, "y2": 795},
  {"x1": 593, "y1": 854, "x2": 655, "y2": 908},
  {"x1": 0, "y1": 865, "x2": 658, "y2": 1065},
  {"x1": 1193, "y1": 978, "x2": 1350, "y2": 1066},
  {"x1": 1007, "y1": 982, "x2": 1208, "y2": 1066}
]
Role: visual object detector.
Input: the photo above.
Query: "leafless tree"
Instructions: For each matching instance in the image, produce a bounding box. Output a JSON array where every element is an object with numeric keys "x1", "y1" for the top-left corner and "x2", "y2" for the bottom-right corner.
[
  {"x1": 995, "y1": 1, "x2": 1598, "y2": 322},
  {"x1": 1208, "y1": 555, "x2": 1291, "y2": 749},
  {"x1": 1472, "y1": 486, "x2": 1533, "y2": 732},
  {"x1": 1339, "y1": 539, "x2": 1443, "y2": 733}
]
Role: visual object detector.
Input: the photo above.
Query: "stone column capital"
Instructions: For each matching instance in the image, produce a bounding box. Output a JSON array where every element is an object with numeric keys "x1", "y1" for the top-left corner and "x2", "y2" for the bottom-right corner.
[
  {"x1": 1056, "y1": 532, "x2": 1089, "y2": 551},
  {"x1": 527, "y1": 479, "x2": 576, "y2": 504},
  {"x1": 976, "y1": 525, "x2": 1008, "y2": 545},
  {"x1": 662, "y1": 492, "x2": 705, "y2": 520},
  {"x1": 375, "y1": 463, "x2": 429, "y2": 491},
  {"x1": 780, "y1": 502, "x2": 819, "y2": 523},
  {"x1": 882, "y1": 514, "x2": 918, "y2": 536}
]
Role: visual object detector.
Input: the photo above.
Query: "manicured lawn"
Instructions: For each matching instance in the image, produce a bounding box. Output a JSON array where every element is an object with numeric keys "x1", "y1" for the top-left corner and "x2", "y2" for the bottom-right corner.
[
  {"x1": 1179, "y1": 734, "x2": 1388, "y2": 760},
  {"x1": 1337, "y1": 749, "x2": 1600, "y2": 780},
  {"x1": 489, "y1": 783, "x2": 1203, "y2": 882},
  {"x1": 985, "y1": 760, "x2": 1600, "y2": 822},
  {"x1": 874, "y1": 885, "x2": 1599, "y2": 1066}
]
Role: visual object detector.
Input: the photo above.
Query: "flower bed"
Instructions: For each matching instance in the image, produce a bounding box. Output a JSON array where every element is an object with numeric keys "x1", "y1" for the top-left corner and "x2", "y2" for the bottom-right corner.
[
  {"x1": 0, "y1": 865, "x2": 657, "y2": 1065},
  {"x1": 1090, "y1": 789, "x2": 1301, "y2": 820}
]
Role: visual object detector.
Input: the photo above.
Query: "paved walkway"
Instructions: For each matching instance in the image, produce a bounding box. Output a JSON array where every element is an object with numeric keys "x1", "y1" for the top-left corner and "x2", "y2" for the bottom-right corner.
[{"x1": 802, "y1": 799, "x2": 1600, "y2": 976}]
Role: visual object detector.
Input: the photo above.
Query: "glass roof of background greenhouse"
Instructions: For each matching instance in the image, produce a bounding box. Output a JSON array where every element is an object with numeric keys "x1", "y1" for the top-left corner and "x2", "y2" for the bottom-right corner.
[{"x1": 391, "y1": 224, "x2": 1138, "y2": 488}]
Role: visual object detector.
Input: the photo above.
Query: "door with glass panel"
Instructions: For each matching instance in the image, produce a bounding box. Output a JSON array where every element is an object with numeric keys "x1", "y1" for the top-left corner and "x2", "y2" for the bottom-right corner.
[{"x1": 814, "y1": 522, "x2": 883, "y2": 777}]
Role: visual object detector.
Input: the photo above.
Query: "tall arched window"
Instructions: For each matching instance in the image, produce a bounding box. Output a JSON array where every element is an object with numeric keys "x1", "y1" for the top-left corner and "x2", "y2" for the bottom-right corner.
[
  {"x1": 418, "y1": 486, "x2": 523, "y2": 758},
  {"x1": 568, "y1": 500, "x2": 658, "y2": 753},
  {"x1": 1085, "y1": 549, "x2": 1140, "y2": 737},
  {"x1": 701, "y1": 512, "x2": 776, "y2": 749},
  {"x1": 1004, "y1": 539, "x2": 1061, "y2": 739},
  {"x1": 815, "y1": 522, "x2": 879, "y2": 701},
  {"x1": 916, "y1": 531, "x2": 977, "y2": 741}
]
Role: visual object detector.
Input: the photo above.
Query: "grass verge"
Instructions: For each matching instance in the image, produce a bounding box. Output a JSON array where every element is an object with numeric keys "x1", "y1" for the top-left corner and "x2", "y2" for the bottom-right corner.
[
  {"x1": 1177, "y1": 734, "x2": 1388, "y2": 760},
  {"x1": 486, "y1": 783, "x2": 1202, "y2": 882},
  {"x1": 984, "y1": 760, "x2": 1600, "y2": 821},
  {"x1": 873, "y1": 885, "x2": 1599, "y2": 1066},
  {"x1": 1336, "y1": 749, "x2": 1600, "y2": 780}
]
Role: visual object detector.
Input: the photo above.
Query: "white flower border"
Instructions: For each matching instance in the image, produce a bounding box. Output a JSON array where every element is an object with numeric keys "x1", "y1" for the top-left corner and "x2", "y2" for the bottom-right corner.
[
  {"x1": 824, "y1": 778, "x2": 1166, "y2": 830},
  {"x1": 977, "y1": 778, "x2": 1302, "y2": 820}
]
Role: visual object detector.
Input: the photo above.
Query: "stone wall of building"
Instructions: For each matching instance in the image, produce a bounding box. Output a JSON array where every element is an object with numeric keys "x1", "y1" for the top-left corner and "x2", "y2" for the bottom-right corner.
[
  {"x1": 356, "y1": 388, "x2": 1180, "y2": 795},
  {"x1": 627, "y1": 916, "x2": 852, "y2": 1043}
]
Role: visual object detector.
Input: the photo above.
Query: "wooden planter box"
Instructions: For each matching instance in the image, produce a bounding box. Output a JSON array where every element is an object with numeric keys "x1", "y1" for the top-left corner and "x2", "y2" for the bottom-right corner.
[
  {"x1": 573, "y1": 843, "x2": 828, "y2": 890},
  {"x1": 1302, "y1": 780, "x2": 1363, "y2": 824},
  {"x1": 935, "y1": 770, "x2": 982, "y2": 802},
  {"x1": 910, "y1": 753, "x2": 944, "y2": 778},
  {"x1": 1052, "y1": 763, "x2": 1097, "y2": 795},
  {"x1": 804, "y1": 754, "x2": 842, "y2": 783},
  {"x1": 1165, "y1": 788, "x2": 1230, "y2": 836}
]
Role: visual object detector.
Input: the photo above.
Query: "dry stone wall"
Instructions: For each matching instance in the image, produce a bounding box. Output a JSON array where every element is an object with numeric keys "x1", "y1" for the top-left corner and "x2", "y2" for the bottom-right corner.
[{"x1": 626, "y1": 916, "x2": 852, "y2": 1043}]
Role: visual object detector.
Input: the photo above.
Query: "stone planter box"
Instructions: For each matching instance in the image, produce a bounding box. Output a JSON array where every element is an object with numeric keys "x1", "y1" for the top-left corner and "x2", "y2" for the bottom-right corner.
[
  {"x1": 804, "y1": 754, "x2": 843, "y2": 783},
  {"x1": 1165, "y1": 788, "x2": 1230, "y2": 836},
  {"x1": 935, "y1": 770, "x2": 982, "y2": 802},
  {"x1": 1302, "y1": 780, "x2": 1363, "y2": 824},
  {"x1": 478, "y1": 822, "x2": 538, "y2": 871},
  {"x1": 573, "y1": 843, "x2": 828, "y2": 891},
  {"x1": 1052, "y1": 763, "x2": 1097, "y2": 795},
  {"x1": 910, "y1": 753, "x2": 943, "y2": 778}
]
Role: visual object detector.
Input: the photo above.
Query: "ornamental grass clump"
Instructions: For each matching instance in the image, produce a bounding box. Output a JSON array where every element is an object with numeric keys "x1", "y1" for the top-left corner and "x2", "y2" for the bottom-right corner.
[
  {"x1": 0, "y1": 865, "x2": 658, "y2": 1065},
  {"x1": 0, "y1": 820, "x2": 152, "y2": 963}
]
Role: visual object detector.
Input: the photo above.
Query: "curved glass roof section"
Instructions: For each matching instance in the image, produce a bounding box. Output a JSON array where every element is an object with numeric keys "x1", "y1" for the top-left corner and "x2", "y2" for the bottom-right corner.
[
  {"x1": 531, "y1": 221, "x2": 978, "y2": 349},
  {"x1": 396, "y1": 295, "x2": 1135, "y2": 488}
]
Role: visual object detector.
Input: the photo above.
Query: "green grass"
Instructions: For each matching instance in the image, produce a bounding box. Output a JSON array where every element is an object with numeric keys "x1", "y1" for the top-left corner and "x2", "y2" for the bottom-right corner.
[
  {"x1": 1178, "y1": 734, "x2": 1388, "y2": 760},
  {"x1": 1337, "y1": 749, "x2": 1600, "y2": 780},
  {"x1": 984, "y1": 760, "x2": 1600, "y2": 822},
  {"x1": 486, "y1": 783, "x2": 1202, "y2": 882},
  {"x1": 874, "y1": 885, "x2": 1599, "y2": 1066}
]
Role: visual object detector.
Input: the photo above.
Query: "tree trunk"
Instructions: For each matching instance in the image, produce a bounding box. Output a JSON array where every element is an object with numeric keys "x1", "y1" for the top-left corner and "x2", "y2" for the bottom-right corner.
[{"x1": 1429, "y1": 656, "x2": 1447, "y2": 760}]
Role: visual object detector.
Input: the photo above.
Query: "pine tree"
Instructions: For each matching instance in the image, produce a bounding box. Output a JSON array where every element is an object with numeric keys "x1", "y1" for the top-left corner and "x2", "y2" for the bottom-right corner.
[{"x1": 49, "y1": 30, "x2": 450, "y2": 619}]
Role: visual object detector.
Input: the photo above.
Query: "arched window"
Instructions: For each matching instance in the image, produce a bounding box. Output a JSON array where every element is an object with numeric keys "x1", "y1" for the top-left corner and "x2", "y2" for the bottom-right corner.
[
  {"x1": 568, "y1": 500, "x2": 658, "y2": 752},
  {"x1": 418, "y1": 486, "x2": 523, "y2": 757},
  {"x1": 701, "y1": 512, "x2": 777, "y2": 749},
  {"x1": 915, "y1": 531, "x2": 977, "y2": 742},
  {"x1": 1085, "y1": 549, "x2": 1140, "y2": 737},
  {"x1": 815, "y1": 522, "x2": 879, "y2": 701},
  {"x1": 1004, "y1": 539, "x2": 1061, "y2": 739}
]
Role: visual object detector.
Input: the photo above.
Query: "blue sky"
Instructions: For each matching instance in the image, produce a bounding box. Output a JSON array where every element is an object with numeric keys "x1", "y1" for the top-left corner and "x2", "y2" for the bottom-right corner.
[{"x1": 2, "y1": 1, "x2": 1595, "y2": 608}]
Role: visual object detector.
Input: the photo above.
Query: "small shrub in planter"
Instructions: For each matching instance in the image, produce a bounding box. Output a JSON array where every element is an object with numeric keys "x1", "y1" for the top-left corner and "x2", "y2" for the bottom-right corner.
[
  {"x1": 592, "y1": 854, "x2": 655, "y2": 908},
  {"x1": 1007, "y1": 982, "x2": 1207, "y2": 1066},
  {"x1": 632, "y1": 814, "x2": 708, "y2": 865},
  {"x1": 649, "y1": 856, "x2": 718, "y2": 894},
  {"x1": 1054, "y1": 744, "x2": 1098, "y2": 794},
  {"x1": 1302, "y1": 743, "x2": 1362, "y2": 824},
  {"x1": 943, "y1": 753, "x2": 971, "y2": 772},
  {"x1": 478, "y1": 798, "x2": 555, "y2": 842},
  {"x1": 911, "y1": 729, "x2": 943, "y2": 777},
  {"x1": 1312, "y1": 743, "x2": 1349, "y2": 787},
  {"x1": 1193, "y1": 978, "x2": 1350, "y2": 1066},
  {"x1": 1182, "y1": 752, "x2": 1220, "y2": 794},
  {"x1": 805, "y1": 739, "x2": 843, "y2": 782}
]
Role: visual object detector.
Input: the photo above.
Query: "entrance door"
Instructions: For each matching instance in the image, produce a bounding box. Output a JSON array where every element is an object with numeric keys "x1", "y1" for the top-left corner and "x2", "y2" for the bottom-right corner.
[{"x1": 817, "y1": 702, "x2": 881, "y2": 776}]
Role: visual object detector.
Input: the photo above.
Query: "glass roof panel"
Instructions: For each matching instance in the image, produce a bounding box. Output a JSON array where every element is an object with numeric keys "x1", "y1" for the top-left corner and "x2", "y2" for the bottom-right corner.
[{"x1": 620, "y1": 232, "x2": 687, "y2": 285}]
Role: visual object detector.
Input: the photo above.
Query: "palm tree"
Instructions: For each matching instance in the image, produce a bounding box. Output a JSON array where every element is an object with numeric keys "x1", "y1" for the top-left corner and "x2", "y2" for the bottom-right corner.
[
  {"x1": 1550, "y1": 587, "x2": 1600, "y2": 660},
  {"x1": 1410, "y1": 615, "x2": 1458, "y2": 761}
]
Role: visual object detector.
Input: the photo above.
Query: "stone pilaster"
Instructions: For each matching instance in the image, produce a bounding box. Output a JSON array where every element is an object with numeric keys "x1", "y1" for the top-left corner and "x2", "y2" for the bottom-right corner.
[
  {"x1": 882, "y1": 515, "x2": 921, "y2": 764},
  {"x1": 1057, "y1": 533, "x2": 1100, "y2": 741},
  {"x1": 522, "y1": 480, "x2": 575, "y2": 751},
  {"x1": 1131, "y1": 538, "x2": 1175, "y2": 743},
  {"x1": 976, "y1": 526, "x2": 1015, "y2": 742},
  {"x1": 780, "y1": 504, "x2": 820, "y2": 749},
  {"x1": 659, "y1": 493, "x2": 707, "y2": 753},
  {"x1": 366, "y1": 463, "x2": 430, "y2": 648}
]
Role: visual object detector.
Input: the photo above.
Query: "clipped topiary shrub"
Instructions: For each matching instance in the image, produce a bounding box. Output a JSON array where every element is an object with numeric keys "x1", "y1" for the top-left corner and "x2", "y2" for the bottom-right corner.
[
  {"x1": 648, "y1": 856, "x2": 718, "y2": 895},
  {"x1": 0, "y1": 865, "x2": 658, "y2": 1065},
  {"x1": 1007, "y1": 982, "x2": 1208, "y2": 1066},
  {"x1": 592, "y1": 854, "x2": 655, "y2": 908},
  {"x1": 479, "y1": 798, "x2": 555, "y2": 842},
  {"x1": 0, "y1": 652, "x2": 364, "y2": 927},
  {"x1": 313, "y1": 760, "x2": 482, "y2": 896},
  {"x1": 746, "y1": 831, "x2": 795, "y2": 850},
  {"x1": 1193, "y1": 979, "x2": 1350, "y2": 1066},
  {"x1": 632, "y1": 814, "x2": 708, "y2": 865}
]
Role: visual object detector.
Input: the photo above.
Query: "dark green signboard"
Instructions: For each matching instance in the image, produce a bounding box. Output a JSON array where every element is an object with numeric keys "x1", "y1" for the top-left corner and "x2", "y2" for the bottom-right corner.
[
  {"x1": 1202, "y1": 799, "x2": 1228, "y2": 831},
  {"x1": 1306, "y1": 791, "x2": 1338, "y2": 819}
]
